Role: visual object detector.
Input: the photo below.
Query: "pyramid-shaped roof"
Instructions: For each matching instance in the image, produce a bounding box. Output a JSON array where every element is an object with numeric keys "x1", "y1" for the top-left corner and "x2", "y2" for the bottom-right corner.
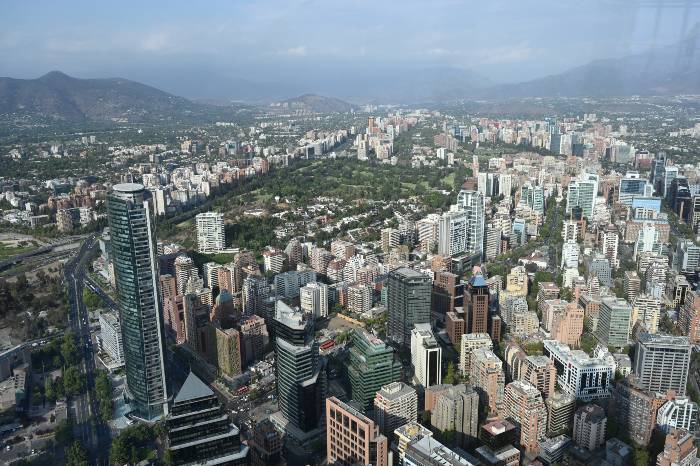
[{"x1": 174, "y1": 371, "x2": 214, "y2": 404}]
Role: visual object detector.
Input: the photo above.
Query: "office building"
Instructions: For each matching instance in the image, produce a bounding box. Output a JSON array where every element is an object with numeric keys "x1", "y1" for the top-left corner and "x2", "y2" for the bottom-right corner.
[
  {"x1": 348, "y1": 330, "x2": 401, "y2": 411},
  {"x1": 216, "y1": 328, "x2": 242, "y2": 378},
  {"x1": 195, "y1": 211, "x2": 225, "y2": 253},
  {"x1": 431, "y1": 384, "x2": 480, "y2": 447},
  {"x1": 300, "y1": 282, "x2": 328, "y2": 319},
  {"x1": 459, "y1": 333, "x2": 492, "y2": 375},
  {"x1": 374, "y1": 382, "x2": 418, "y2": 435},
  {"x1": 239, "y1": 315, "x2": 269, "y2": 367},
  {"x1": 543, "y1": 340, "x2": 614, "y2": 401},
  {"x1": 438, "y1": 210, "x2": 469, "y2": 256},
  {"x1": 674, "y1": 239, "x2": 700, "y2": 274},
  {"x1": 274, "y1": 301, "x2": 326, "y2": 432},
  {"x1": 618, "y1": 172, "x2": 648, "y2": 205},
  {"x1": 624, "y1": 271, "x2": 642, "y2": 303},
  {"x1": 679, "y1": 290, "x2": 700, "y2": 344},
  {"x1": 656, "y1": 397, "x2": 699, "y2": 434},
  {"x1": 107, "y1": 183, "x2": 168, "y2": 420},
  {"x1": 631, "y1": 294, "x2": 661, "y2": 334},
  {"x1": 595, "y1": 297, "x2": 632, "y2": 348},
  {"x1": 387, "y1": 268, "x2": 432, "y2": 347},
  {"x1": 432, "y1": 271, "x2": 463, "y2": 317},
  {"x1": 166, "y1": 372, "x2": 248, "y2": 465},
  {"x1": 567, "y1": 173, "x2": 599, "y2": 219},
  {"x1": 546, "y1": 391, "x2": 577, "y2": 437},
  {"x1": 326, "y1": 397, "x2": 389, "y2": 466},
  {"x1": 465, "y1": 272, "x2": 490, "y2": 334},
  {"x1": 470, "y1": 348, "x2": 505, "y2": 415},
  {"x1": 394, "y1": 422, "x2": 434, "y2": 464},
  {"x1": 504, "y1": 380, "x2": 547, "y2": 457},
  {"x1": 633, "y1": 333, "x2": 691, "y2": 396},
  {"x1": 411, "y1": 324, "x2": 442, "y2": 388},
  {"x1": 573, "y1": 404, "x2": 606, "y2": 451}
]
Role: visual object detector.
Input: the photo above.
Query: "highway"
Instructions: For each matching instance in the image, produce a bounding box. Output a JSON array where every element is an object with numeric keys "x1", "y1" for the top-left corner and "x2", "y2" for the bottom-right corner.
[{"x1": 63, "y1": 234, "x2": 111, "y2": 465}]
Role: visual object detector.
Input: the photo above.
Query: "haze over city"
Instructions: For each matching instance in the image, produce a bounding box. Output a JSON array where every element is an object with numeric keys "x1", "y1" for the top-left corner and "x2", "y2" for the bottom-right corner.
[{"x1": 1, "y1": 2, "x2": 700, "y2": 466}]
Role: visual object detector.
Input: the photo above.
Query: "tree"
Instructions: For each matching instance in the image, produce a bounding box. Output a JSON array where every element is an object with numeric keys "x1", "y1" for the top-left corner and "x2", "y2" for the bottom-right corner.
[
  {"x1": 60, "y1": 332, "x2": 79, "y2": 366},
  {"x1": 53, "y1": 425, "x2": 76, "y2": 459},
  {"x1": 444, "y1": 362, "x2": 458, "y2": 385},
  {"x1": 45, "y1": 377, "x2": 55, "y2": 402},
  {"x1": 62, "y1": 366, "x2": 83, "y2": 398},
  {"x1": 66, "y1": 442, "x2": 89, "y2": 466},
  {"x1": 109, "y1": 424, "x2": 157, "y2": 465}
]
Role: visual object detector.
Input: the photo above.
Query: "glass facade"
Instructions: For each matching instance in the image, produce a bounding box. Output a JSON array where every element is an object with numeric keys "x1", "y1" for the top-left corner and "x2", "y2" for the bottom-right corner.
[{"x1": 107, "y1": 183, "x2": 168, "y2": 420}]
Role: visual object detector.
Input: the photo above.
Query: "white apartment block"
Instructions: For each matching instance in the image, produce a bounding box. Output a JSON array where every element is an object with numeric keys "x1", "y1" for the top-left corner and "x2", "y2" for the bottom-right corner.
[{"x1": 195, "y1": 211, "x2": 225, "y2": 253}]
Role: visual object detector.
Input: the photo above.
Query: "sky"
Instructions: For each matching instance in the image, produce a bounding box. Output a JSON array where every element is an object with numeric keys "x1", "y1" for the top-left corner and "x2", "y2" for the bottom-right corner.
[{"x1": 1, "y1": 0, "x2": 698, "y2": 100}]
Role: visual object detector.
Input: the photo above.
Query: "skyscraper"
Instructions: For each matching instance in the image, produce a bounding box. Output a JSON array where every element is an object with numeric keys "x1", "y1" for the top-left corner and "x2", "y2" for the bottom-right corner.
[
  {"x1": 456, "y1": 189, "x2": 485, "y2": 259},
  {"x1": 573, "y1": 404, "x2": 606, "y2": 451},
  {"x1": 595, "y1": 297, "x2": 632, "y2": 348},
  {"x1": 465, "y1": 272, "x2": 489, "y2": 334},
  {"x1": 387, "y1": 268, "x2": 432, "y2": 347},
  {"x1": 566, "y1": 173, "x2": 599, "y2": 219},
  {"x1": 410, "y1": 324, "x2": 442, "y2": 388},
  {"x1": 274, "y1": 301, "x2": 326, "y2": 432},
  {"x1": 431, "y1": 384, "x2": 480, "y2": 447},
  {"x1": 166, "y1": 372, "x2": 249, "y2": 465},
  {"x1": 195, "y1": 211, "x2": 225, "y2": 253},
  {"x1": 107, "y1": 183, "x2": 168, "y2": 420},
  {"x1": 348, "y1": 330, "x2": 402, "y2": 411},
  {"x1": 633, "y1": 333, "x2": 691, "y2": 396}
]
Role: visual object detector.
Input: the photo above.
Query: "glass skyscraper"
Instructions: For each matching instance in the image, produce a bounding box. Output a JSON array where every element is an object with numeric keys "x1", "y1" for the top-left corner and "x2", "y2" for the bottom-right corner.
[
  {"x1": 387, "y1": 268, "x2": 432, "y2": 347},
  {"x1": 107, "y1": 183, "x2": 168, "y2": 420},
  {"x1": 348, "y1": 329, "x2": 401, "y2": 411}
]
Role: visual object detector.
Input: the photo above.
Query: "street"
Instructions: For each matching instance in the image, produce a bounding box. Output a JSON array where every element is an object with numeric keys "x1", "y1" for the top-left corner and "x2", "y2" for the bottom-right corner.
[{"x1": 63, "y1": 235, "x2": 111, "y2": 465}]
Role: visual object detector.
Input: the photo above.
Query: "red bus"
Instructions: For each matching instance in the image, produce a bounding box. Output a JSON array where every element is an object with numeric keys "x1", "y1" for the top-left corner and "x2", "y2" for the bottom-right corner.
[{"x1": 235, "y1": 386, "x2": 249, "y2": 395}]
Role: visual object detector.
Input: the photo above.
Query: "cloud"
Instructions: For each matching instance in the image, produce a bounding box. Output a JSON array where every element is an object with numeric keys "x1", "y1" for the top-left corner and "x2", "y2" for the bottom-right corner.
[
  {"x1": 45, "y1": 38, "x2": 97, "y2": 53},
  {"x1": 474, "y1": 44, "x2": 541, "y2": 65},
  {"x1": 283, "y1": 45, "x2": 307, "y2": 56},
  {"x1": 141, "y1": 32, "x2": 171, "y2": 52},
  {"x1": 426, "y1": 48, "x2": 462, "y2": 56}
]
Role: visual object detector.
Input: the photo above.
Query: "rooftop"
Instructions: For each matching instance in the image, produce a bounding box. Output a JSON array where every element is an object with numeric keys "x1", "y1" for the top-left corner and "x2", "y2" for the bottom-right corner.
[{"x1": 174, "y1": 372, "x2": 214, "y2": 404}]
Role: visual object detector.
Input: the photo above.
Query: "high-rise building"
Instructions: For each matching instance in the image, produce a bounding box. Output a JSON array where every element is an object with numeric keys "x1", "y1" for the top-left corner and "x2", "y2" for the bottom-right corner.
[
  {"x1": 456, "y1": 189, "x2": 485, "y2": 259},
  {"x1": 595, "y1": 297, "x2": 632, "y2": 348},
  {"x1": 374, "y1": 382, "x2": 418, "y2": 435},
  {"x1": 618, "y1": 172, "x2": 648, "y2": 205},
  {"x1": 679, "y1": 290, "x2": 700, "y2": 344},
  {"x1": 438, "y1": 210, "x2": 469, "y2": 257},
  {"x1": 470, "y1": 347, "x2": 505, "y2": 415},
  {"x1": 300, "y1": 282, "x2": 328, "y2": 319},
  {"x1": 656, "y1": 397, "x2": 699, "y2": 434},
  {"x1": 631, "y1": 294, "x2": 661, "y2": 334},
  {"x1": 107, "y1": 183, "x2": 168, "y2": 420},
  {"x1": 465, "y1": 272, "x2": 489, "y2": 334},
  {"x1": 611, "y1": 379, "x2": 667, "y2": 445},
  {"x1": 348, "y1": 330, "x2": 401, "y2": 411},
  {"x1": 411, "y1": 324, "x2": 442, "y2": 388},
  {"x1": 656, "y1": 429, "x2": 699, "y2": 466},
  {"x1": 326, "y1": 396, "x2": 389, "y2": 466},
  {"x1": 431, "y1": 384, "x2": 480, "y2": 447},
  {"x1": 475, "y1": 419, "x2": 520, "y2": 466},
  {"x1": 573, "y1": 404, "x2": 606, "y2": 451},
  {"x1": 387, "y1": 268, "x2": 432, "y2": 347},
  {"x1": 250, "y1": 419, "x2": 282, "y2": 466},
  {"x1": 543, "y1": 340, "x2": 614, "y2": 401},
  {"x1": 459, "y1": 333, "x2": 493, "y2": 375},
  {"x1": 239, "y1": 315, "x2": 269, "y2": 367},
  {"x1": 567, "y1": 173, "x2": 599, "y2": 219},
  {"x1": 403, "y1": 434, "x2": 475, "y2": 466},
  {"x1": 166, "y1": 372, "x2": 248, "y2": 465},
  {"x1": 601, "y1": 224, "x2": 620, "y2": 267},
  {"x1": 545, "y1": 391, "x2": 577, "y2": 437},
  {"x1": 195, "y1": 211, "x2": 225, "y2": 253},
  {"x1": 274, "y1": 301, "x2": 326, "y2": 432},
  {"x1": 633, "y1": 333, "x2": 691, "y2": 396},
  {"x1": 624, "y1": 271, "x2": 642, "y2": 303},
  {"x1": 504, "y1": 380, "x2": 548, "y2": 457},
  {"x1": 216, "y1": 328, "x2": 242, "y2": 378}
]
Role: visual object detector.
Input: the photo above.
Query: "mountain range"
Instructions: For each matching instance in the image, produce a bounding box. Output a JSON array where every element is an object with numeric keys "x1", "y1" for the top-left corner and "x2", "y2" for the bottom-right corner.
[{"x1": 0, "y1": 32, "x2": 698, "y2": 122}]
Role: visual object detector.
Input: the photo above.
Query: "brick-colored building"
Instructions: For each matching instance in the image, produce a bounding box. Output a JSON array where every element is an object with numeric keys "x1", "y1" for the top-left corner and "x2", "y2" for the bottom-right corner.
[
  {"x1": 326, "y1": 396, "x2": 389, "y2": 466},
  {"x1": 504, "y1": 381, "x2": 547, "y2": 457}
]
